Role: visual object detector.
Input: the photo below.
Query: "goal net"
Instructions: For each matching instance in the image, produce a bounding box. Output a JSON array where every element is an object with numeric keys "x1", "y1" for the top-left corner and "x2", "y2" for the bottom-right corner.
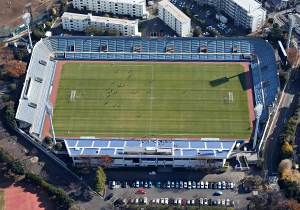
[
  {"x1": 228, "y1": 91, "x2": 233, "y2": 103},
  {"x1": 69, "y1": 90, "x2": 76, "y2": 102}
]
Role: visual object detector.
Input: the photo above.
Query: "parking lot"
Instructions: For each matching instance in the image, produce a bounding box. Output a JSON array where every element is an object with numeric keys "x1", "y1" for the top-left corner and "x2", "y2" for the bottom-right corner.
[
  {"x1": 104, "y1": 169, "x2": 251, "y2": 209},
  {"x1": 168, "y1": 0, "x2": 247, "y2": 37}
]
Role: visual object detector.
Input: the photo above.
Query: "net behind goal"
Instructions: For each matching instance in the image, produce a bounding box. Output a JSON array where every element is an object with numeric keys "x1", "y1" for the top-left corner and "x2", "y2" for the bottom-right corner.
[{"x1": 228, "y1": 91, "x2": 233, "y2": 103}]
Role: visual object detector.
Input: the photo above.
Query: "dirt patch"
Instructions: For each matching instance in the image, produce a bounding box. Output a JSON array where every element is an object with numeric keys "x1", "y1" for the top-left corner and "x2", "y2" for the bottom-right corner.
[
  {"x1": 2, "y1": 182, "x2": 55, "y2": 210},
  {"x1": 0, "y1": 0, "x2": 54, "y2": 30}
]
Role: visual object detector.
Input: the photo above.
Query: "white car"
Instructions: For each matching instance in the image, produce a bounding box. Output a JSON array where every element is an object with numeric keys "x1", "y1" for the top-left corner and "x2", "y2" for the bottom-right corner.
[
  {"x1": 178, "y1": 198, "x2": 182, "y2": 205},
  {"x1": 135, "y1": 198, "x2": 139, "y2": 204},
  {"x1": 230, "y1": 182, "x2": 234, "y2": 189},
  {"x1": 222, "y1": 199, "x2": 226, "y2": 206},
  {"x1": 187, "y1": 199, "x2": 191, "y2": 205},
  {"x1": 205, "y1": 181, "x2": 209, "y2": 189},
  {"x1": 161, "y1": 198, "x2": 165, "y2": 205},
  {"x1": 156, "y1": 198, "x2": 160, "y2": 204},
  {"x1": 204, "y1": 198, "x2": 208, "y2": 205},
  {"x1": 217, "y1": 199, "x2": 221, "y2": 205},
  {"x1": 226, "y1": 199, "x2": 230, "y2": 206},
  {"x1": 200, "y1": 198, "x2": 204, "y2": 205},
  {"x1": 222, "y1": 181, "x2": 226, "y2": 189},
  {"x1": 149, "y1": 171, "x2": 156, "y2": 175},
  {"x1": 174, "y1": 198, "x2": 178, "y2": 205},
  {"x1": 200, "y1": 181, "x2": 204, "y2": 188},
  {"x1": 143, "y1": 197, "x2": 148, "y2": 204},
  {"x1": 188, "y1": 181, "x2": 192, "y2": 189},
  {"x1": 136, "y1": 180, "x2": 139, "y2": 188},
  {"x1": 218, "y1": 182, "x2": 222, "y2": 189},
  {"x1": 165, "y1": 198, "x2": 169, "y2": 205},
  {"x1": 191, "y1": 199, "x2": 195, "y2": 205},
  {"x1": 184, "y1": 182, "x2": 188, "y2": 188}
]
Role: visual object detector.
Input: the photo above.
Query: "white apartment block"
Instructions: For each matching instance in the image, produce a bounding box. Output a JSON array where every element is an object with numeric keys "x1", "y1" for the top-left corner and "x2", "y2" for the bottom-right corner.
[
  {"x1": 197, "y1": 0, "x2": 266, "y2": 32},
  {"x1": 158, "y1": 0, "x2": 191, "y2": 37},
  {"x1": 62, "y1": 12, "x2": 141, "y2": 36},
  {"x1": 72, "y1": 0, "x2": 149, "y2": 19}
]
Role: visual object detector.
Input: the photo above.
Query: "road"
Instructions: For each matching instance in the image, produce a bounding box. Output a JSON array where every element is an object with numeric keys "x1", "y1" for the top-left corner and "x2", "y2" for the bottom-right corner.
[{"x1": 264, "y1": 69, "x2": 300, "y2": 175}]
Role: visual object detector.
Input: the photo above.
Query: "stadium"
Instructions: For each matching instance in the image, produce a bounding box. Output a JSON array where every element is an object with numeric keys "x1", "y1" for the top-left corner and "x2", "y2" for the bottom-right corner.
[{"x1": 16, "y1": 36, "x2": 279, "y2": 168}]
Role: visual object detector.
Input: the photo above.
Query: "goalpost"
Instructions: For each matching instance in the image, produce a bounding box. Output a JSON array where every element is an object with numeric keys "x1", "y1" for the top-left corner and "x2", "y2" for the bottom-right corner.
[
  {"x1": 228, "y1": 91, "x2": 233, "y2": 103},
  {"x1": 69, "y1": 90, "x2": 76, "y2": 102}
]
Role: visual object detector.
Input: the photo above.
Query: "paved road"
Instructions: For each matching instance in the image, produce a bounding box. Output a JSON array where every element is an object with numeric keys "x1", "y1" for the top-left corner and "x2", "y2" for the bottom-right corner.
[{"x1": 264, "y1": 70, "x2": 300, "y2": 175}]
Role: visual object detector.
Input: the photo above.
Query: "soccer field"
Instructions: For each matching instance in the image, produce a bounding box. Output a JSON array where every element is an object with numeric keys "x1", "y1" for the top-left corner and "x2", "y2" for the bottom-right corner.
[{"x1": 53, "y1": 62, "x2": 251, "y2": 138}]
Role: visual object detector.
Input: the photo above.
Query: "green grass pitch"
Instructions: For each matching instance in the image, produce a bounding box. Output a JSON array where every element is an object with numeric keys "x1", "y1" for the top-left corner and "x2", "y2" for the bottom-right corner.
[{"x1": 53, "y1": 62, "x2": 251, "y2": 138}]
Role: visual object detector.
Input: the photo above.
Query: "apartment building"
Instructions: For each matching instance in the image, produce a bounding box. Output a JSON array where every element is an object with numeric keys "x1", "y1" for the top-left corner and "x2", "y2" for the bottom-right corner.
[
  {"x1": 158, "y1": 0, "x2": 191, "y2": 37},
  {"x1": 197, "y1": 0, "x2": 266, "y2": 32},
  {"x1": 72, "y1": 0, "x2": 149, "y2": 19},
  {"x1": 62, "y1": 12, "x2": 141, "y2": 36}
]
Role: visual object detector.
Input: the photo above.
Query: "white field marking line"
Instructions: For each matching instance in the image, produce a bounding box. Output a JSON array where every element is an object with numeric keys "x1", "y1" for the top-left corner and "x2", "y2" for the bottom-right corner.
[
  {"x1": 149, "y1": 65, "x2": 154, "y2": 135},
  {"x1": 66, "y1": 131, "x2": 227, "y2": 136},
  {"x1": 68, "y1": 64, "x2": 82, "y2": 133},
  {"x1": 226, "y1": 65, "x2": 233, "y2": 135}
]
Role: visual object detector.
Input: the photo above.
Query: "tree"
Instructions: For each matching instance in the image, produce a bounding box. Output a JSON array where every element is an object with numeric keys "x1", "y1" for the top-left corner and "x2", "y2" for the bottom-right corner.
[
  {"x1": 287, "y1": 48, "x2": 300, "y2": 68},
  {"x1": 14, "y1": 48, "x2": 29, "y2": 61},
  {"x1": 193, "y1": 28, "x2": 202, "y2": 37},
  {"x1": 100, "y1": 155, "x2": 112, "y2": 168},
  {"x1": 273, "y1": 23, "x2": 279, "y2": 28},
  {"x1": 44, "y1": 136, "x2": 53, "y2": 147},
  {"x1": 3, "y1": 101, "x2": 17, "y2": 130},
  {"x1": 0, "y1": 48, "x2": 14, "y2": 65},
  {"x1": 32, "y1": 28, "x2": 46, "y2": 41},
  {"x1": 94, "y1": 166, "x2": 106, "y2": 192},
  {"x1": 4, "y1": 60, "x2": 26, "y2": 78},
  {"x1": 282, "y1": 141, "x2": 293, "y2": 158},
  {"x1": 9, "y1": 160, "x2": 26, "y2": 175},
  {"x1": 8, "y1": 83, "x2": 16, "y2": 94},
  {"x1": 55, "y1": 142, "x2": 62, "y2": 150},
  {"x1": 279, "y1": 159, "x2": 293, "y2": 173},
  {"x1": 268, "y1": 18, "x2": 274, "y2": 24}
]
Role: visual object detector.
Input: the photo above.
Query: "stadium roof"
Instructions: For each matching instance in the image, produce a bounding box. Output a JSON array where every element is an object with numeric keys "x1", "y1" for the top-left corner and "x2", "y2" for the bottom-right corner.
[{"x1": 64, "y1": 139, "x2": 237, "y2": 159}]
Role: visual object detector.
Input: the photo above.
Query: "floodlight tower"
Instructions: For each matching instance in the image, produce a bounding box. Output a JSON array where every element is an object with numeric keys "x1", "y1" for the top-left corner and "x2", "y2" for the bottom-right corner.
[
  {"x1": 25, "y1": 3, "x2": 33, "y2": 29},
  {"x1": 46, "y1": 102, "x2": 56, "y2": 145},
  {"x1": 22, "y1": 13, "x2": 33, "y2": 50},
  {"x1": 252, "y1": 104, "x2": 263, "y2": 151},
  {"x1": 287, "y1": 14, "x2": 295, "y2": 50}
]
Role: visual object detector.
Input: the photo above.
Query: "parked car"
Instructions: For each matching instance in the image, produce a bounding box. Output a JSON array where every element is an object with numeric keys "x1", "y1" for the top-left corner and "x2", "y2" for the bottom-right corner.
[
  {"x1": 200, "y1": 198, "x2": 204, "y2": 205},
  {"x1": 161, "y1": 197, "x2": 165, "y2": 205},
  {"x1": 109, "y1": 181, "x2": 116, "y2": 189},
  {"x1": 184, "y1": 182, "x2": 188, "y2": 188},
  {"x1": 217, "y1": 199, "x2": 221, "y2": 205},
  {"x1": 121, "y1": 181, "x2": 127, "y2": 188},
  {"x1": 180, "y1": 181, "x2": 183, "y2": 189},
  {"x1": 192, "y1": 181, "x2": 196, "y2": 189},
  {"x1": 156, "y1": 181, "x2": 161, "y2": 188},
  {"x1": 135, "y1": 198, "x2": 139, "y2": 204},
  {"x1": 137, "y1": 189, "x2": 146, "y2": 194},
  {"x1": 205, "y1": 181, "x2": 209, "y2": 189},
  {"x1": 191, "y1": 199, "x2": 195, "y2": 205},
  {"x1": 171, "y1": 181, "x2": 175, "y2": 188},
  {"x1": 211, "y1": 200, "x2": 217, "y2": 205},
  {"x1": 148, "y1": 181, "x2": 152, "y2": 188},
  {"x1": 230, "y1": 182, "x2": 234, "y2": 189},
  {"x1": 196, "y1": 181, "x2": 201, "y2": 189},
  {"x1": 226, "y1": 199, "x2": 230, "y2": 206},
  {"x1": 214, "y1": 191, "x2": 223, "y2": 196},
  {"x1": 175, "y1": 181, "x2": 179, "y2": 188},
  {"x1": 166, "y1": 181, "x2": 171, "y2": 188},
  {"x1": 200, "y1": 181, "x2": 204, "y2": 188},
  {"x1": 174, "y1": 198, "x2": 178, "y2": 205},
  {"x1": 188, "y1": 181, "x2": 192, "y2": 189},
  {"x1": 140, "y1": 181, "x2": 144, "y2": 187},
  {"x1": 222, "y1": 181, "x2": 226, "y2": 189},
  {"x1": 105, "y1": 193, "x2": 113, "y2": 201},
  {"x1": 156, "y1": 198, "x2": 160, "y2": 204},
  {"x1": 218, "y1": 182, "x2": 222, "y2": 189},
  {"x1": 165, "y1": 198, "x2": 169, "y2": 205},
  {"x1": 143, "y1": 197, "x2": 148, "y2": 205},
  {"x1": 182, "y1": 198, "x2": 187, "y2": 206},
  {"x1": 178, "y1": 198, "x2": 182, "y2": 205},
  {"x1": 222, "y1": 199, "x2": 226, "y2": 206},
  {"x1": 204, "y1": 198, "x2": 208, "y2": 205},
  {"x1": 144, "y1": 181, "x2": 148, "y2": 188},
  {"x1": 187, "y1": 199, "x2": 191, "y2": 205},
  {"x1": 209, "y1": 182, "x2": 213, "y2": 189},
  {"x1": 149, "y1": 171, "x2": 156, "y2": 175},
  {"x1": 136, "y1": 180, "x2": 139, "y2": 188}
]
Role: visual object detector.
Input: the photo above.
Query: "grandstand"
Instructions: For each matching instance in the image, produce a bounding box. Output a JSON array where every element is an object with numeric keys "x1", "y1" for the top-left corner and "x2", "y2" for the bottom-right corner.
[{"x1": 15, "y1": 36, "x2": 279, "y2": 168}]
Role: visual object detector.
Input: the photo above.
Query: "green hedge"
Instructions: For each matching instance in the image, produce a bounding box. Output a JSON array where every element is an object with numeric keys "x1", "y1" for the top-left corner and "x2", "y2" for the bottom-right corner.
[{"x1": 25, "y1": 173, "x2": 74, "y2": 209}]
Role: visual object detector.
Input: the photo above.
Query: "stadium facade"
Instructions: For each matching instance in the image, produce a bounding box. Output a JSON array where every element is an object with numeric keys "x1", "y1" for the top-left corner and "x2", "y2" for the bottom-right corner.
[
  {"x1": 197, "y1": 0, "x2": 266, "y2": 32},
  {"x1": 158, "y1": 0, "x2": 191, "y2": 37},
  {"x1": 16, "y1": 36, "x2": 279, "y2": 168},
  {"x1": 72, "y1": 0, "x2": 149, "y2": 19},
  {"x1": 62, "y1": 12, "x2": 141, "y2": 36}
]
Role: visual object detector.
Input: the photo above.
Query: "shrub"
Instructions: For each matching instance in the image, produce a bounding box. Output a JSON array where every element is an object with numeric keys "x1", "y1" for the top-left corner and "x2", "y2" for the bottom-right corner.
[{"x1": 9, "y1": 160, "x2": 26, "y2": 175}]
